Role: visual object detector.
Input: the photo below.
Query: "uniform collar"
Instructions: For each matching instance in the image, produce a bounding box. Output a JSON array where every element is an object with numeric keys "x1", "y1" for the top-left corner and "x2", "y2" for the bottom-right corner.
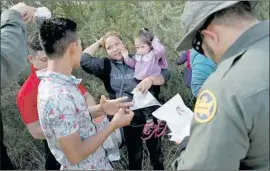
[{"x1": 221, "y1": 20, "x2": 269, "y2": 63}]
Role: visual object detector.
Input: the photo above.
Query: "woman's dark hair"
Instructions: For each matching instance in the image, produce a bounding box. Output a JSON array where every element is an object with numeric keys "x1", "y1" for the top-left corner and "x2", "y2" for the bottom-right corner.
[{"x1": 136, "y1": 28, "x2": 154, "y2": 47}]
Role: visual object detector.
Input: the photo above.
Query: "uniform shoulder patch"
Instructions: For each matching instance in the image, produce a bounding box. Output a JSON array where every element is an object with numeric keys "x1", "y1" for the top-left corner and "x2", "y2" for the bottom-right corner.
[{"x1": 194, "y1": 89, "x2": 217, "y2": 123}]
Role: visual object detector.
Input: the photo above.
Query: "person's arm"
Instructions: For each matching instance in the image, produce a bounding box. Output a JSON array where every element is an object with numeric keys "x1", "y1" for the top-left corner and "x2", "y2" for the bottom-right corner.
[
  {"x1": 60, "y1": 122, "x2": 115, "y2": 165},
  {"x1": 78, "y1": 84, "x2": 98, "y2": 107},
  {"x1": 85, "y1": 93, "x2": 105, "y2": 119},
  {"x1": 83, "y1": 40, "x2": 101, "y2": 57},
  {"x1": 1, "y1": 3, "x2": 36, "y2": 88},
  {"x1": 80, "y1": 52, "x2": 109, "y2": 79},
  {"x1": 83, "y1": 92, "x2": 97, "y2": 106},
  {"x1": 89, "y1": 95, "x2": 133, "y2": 119},
  {"x1": 49, "y1": 94, "x2": 134, "y2": 164},
  {"x1": 17, "y1": 95, "x2": 45, "y2": 139},
  {"x1": 83, "y1": 91, "x2": 105, "y2": 119},
  {"x1": 1, "y1": 9, "x2": 27, "y2": 88},
  {"x1": 152, "y1": 37, "x2": 168, "y2": 69},
  {"x1": 136, "y1": 69, "x2": 171, "y2": 93},
  {"x1": 83, "y1": 92, "x2": 96, "y2": 106},
  {"x1": 81, "y1": 40, "x2": 112, "y2": 79},
  {"x1": 148, "y1": 69, "x2": 171, "y2": 85},
  {"x1": 172, "y1": 87, "x2": 251, "y2": 170},
  {"x1": 121, "y1": 48, "x2": 136, "y2": 68},
  {"x1": 176, "y1": 51, "x2": 188, "y2": 65},
  {"x1": 151, "y1": 69, "x2": 171, "y2": 85},
  {"x1": 77, "y1": 84, "x2": 105, "y2": 118},
  {"x1": 78, "y1": 84, "x2": 133, "y2": 119},
  {"x1": 152, "y1": 37, "x2": 165, "y2": 60},
  {"x1": 26, "y1": 121, "x2": 45, "y2": 139},
  {"x1": 123, "y1": 56, "x2": 136, "y2": 68}
]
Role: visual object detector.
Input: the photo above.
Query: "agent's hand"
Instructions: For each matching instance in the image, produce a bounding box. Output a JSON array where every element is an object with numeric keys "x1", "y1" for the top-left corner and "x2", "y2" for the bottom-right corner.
[
  {"x1": 11, "y1": 2, "x2": 37, "y2": 23},
  {"x1": 111, "y1": 108, "x2": 134, "y2": 129},
  {"x1": 100, "y1": 95, "x2": 133, "y2": 115}
]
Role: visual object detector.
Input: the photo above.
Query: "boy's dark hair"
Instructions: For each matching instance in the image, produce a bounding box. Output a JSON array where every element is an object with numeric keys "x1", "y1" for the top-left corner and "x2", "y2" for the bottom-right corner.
[
  {"x1": 27, "y1": 31, "x2": 43, "y2": 57},
  {"x1": 39, "y1": 17, "x2": 78, "y2": 59},
  {"x1": 136, "y1": 28, "x2": 154, "y2": 47}
]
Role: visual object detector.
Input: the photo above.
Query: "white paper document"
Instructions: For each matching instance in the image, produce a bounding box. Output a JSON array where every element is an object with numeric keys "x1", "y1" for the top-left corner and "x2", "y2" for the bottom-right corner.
[
  {"x1": 152, "y1": 93, "x2": 194, "y2": 143},
  {"x1": 130, "y1": 89, "x2": 161, "y2": 110}
]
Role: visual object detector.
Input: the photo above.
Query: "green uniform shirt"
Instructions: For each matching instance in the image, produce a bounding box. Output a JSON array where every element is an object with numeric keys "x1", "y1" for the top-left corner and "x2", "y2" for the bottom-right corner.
[
  {"x1": 1, "y1": 9, "x2": 28, "y2": 88},
  {"x1": 172, "y1": 20, "x2": 269, "y2": 170}
]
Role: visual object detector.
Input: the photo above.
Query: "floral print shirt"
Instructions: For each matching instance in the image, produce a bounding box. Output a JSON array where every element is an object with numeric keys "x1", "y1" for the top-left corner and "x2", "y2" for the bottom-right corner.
[{"x1": 37, "y1": 70, "x2": 112, "y2": 170}]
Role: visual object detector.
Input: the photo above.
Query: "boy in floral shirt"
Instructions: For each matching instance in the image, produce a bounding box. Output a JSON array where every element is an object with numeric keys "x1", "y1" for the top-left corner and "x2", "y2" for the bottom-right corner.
[{"x1": 37, "y1": 17, "x2": 134, "y2": 170}]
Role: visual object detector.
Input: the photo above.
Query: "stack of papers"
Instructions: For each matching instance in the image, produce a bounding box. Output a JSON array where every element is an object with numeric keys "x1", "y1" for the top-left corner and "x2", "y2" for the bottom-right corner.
[{"x1": 152, "y1": 93, "x2": 194, "y2": 143}]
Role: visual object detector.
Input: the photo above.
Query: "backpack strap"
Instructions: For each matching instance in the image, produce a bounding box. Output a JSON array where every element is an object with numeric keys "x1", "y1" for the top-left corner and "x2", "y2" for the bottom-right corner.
[{"x1": 186, "y1": 50, "x2": 191, "y2": 69}]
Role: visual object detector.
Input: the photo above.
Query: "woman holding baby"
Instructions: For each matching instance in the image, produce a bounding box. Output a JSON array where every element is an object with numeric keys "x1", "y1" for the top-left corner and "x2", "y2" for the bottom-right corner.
[{"x1": 80, "y1": 29, "x2": 170, "y2": 170}]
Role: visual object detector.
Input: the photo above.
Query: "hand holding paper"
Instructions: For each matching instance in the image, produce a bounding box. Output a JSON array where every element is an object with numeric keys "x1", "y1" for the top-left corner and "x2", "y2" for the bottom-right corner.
[
  {"x1": 152, "y1": 93, "x2": 194, "y2": 143},
  {"x1": 135, "y1": 77, "x2": 154, "y2": 93},
  {"x1": 130, "y1": 89, "x2": 161, "y2": 110}
]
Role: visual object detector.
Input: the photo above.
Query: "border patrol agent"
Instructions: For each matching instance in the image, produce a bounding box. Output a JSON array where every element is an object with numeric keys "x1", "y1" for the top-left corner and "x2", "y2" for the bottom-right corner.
[
  {"x1": 1, "y1": 3, "x2": 36, "y2": 169},
  {"x1": 172, "y1": 1, "x2": 269, "y2": 170}
]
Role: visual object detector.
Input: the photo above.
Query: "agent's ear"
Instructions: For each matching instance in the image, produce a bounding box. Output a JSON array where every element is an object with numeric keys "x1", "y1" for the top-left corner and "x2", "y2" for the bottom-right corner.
[{"x1": 201, "y1": 29, "x2": 219, "y2": 45}]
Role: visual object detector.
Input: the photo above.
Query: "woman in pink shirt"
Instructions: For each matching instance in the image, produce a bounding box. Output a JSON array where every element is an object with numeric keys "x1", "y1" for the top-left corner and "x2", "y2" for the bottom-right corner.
[{"x1": 122, "y1": 28, "x2": 168, "y2": 140}]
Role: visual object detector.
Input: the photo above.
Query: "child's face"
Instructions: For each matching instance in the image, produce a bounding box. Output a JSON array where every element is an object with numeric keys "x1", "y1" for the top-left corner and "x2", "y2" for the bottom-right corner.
[
  {"x1": 28, "y1": 50, "x2": 48, "y2": 70},
  {"x1": 135, "y1": 38, "x2": 151, "y2": 55}
]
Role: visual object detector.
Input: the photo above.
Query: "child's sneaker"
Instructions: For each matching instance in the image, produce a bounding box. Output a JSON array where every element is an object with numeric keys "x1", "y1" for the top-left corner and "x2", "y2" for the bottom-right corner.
[
  {"x1": 156, "y1": 120, "x2": 167, "y2": 137},
  {"x1": 141, "y1": 121, "x2": 158, "y2": 141}
]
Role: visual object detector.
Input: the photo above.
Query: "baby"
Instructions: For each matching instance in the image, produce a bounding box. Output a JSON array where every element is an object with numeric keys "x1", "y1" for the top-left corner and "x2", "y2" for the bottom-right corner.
[
  {"x1": 122, "y1": 28, "x2": 168, "y2": 80},
  {"x1": 122, "y1": 28, "x2": 168, "y2": 140}
]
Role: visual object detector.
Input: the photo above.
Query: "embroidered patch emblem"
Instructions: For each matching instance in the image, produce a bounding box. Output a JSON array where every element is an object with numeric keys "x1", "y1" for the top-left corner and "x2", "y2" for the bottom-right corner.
[{"x1": 194, "y1": 90, "x2": 217, "y2": 123}]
